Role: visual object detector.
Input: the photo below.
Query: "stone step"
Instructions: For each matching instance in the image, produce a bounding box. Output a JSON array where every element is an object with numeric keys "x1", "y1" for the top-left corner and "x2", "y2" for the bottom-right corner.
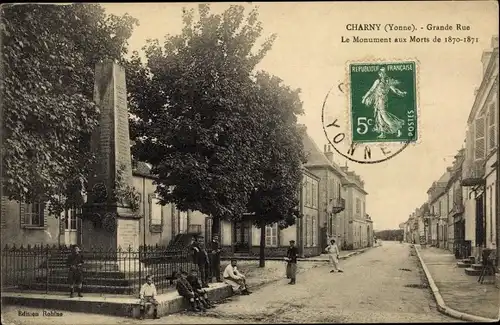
[
  {"x1": 464, "y1": 267, "x2": 481, "y2": 276},
  {"x1": 36, "y1": 275, "x2": 175, "y2": 287},
  {"x1": 471, "y1": 263, "x2": 484, "y2": 270},
  {"x1": 456, "y1": 261, "x2": 471, "y2": 268},
  {"x1": 47, "y1": 269, "x2": 175, "y2": 279},
  {"x1": 19, "y1": 282, "x2": 137, "y2": 294}
]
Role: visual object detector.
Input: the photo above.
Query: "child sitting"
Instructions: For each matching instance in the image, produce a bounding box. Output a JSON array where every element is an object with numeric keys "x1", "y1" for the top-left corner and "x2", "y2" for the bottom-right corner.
[
  {"x1": 175, "y1": 270, "x2": 205, "y2": 312},
  {"x1": 187, "y1": 269, "x2": 215, "y2": 309},
  {"x1": 138, "y1": 275, "x2": 160, "y2": 320}
]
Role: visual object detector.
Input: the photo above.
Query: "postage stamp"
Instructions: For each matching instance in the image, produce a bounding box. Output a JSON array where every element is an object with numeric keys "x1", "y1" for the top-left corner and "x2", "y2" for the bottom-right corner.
[{"x1": 349, "y1": 61, "x2": 418, "y2": 143}]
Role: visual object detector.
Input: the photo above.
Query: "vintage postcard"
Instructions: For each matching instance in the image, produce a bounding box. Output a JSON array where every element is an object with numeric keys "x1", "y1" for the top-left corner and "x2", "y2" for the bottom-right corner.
[{"x1": 1, "y1": 1, "x2": 499, "y2": 324}]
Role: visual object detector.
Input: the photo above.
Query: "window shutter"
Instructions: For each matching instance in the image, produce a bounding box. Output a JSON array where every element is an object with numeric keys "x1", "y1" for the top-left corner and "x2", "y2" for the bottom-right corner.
[
  {"x1": 488, "y1": 103, "x2": 497, "y2": 150},
  {"x1": 1, "y1": 196, "x2": 7, "y2": 229},
  {"x1": 474, "y1": 115, "x2": 486, "y2": 160},
  {"x1": 42, "y1": 202, "x2": 48, "y2": 228},
  {"x1": 20, "y1": 201, "x2": 26, "y2": 228}
]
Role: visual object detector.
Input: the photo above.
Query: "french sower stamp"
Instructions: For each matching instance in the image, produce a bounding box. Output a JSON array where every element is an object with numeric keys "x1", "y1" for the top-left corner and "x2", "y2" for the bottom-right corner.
[{"x1": 349, "y1": 61, "x2": 418, "y2": 143}]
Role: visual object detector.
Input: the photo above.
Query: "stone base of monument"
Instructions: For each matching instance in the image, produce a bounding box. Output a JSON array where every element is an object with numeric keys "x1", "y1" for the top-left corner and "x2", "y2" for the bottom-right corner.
[{"x1": 2, "y1": 283, "x2": 232, "y2": 318}]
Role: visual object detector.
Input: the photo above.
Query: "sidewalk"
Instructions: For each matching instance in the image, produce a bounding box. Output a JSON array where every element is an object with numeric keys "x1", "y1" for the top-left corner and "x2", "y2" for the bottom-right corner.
[{"x1": 416, "y1": 246, "x2": 499, "y2": 321}]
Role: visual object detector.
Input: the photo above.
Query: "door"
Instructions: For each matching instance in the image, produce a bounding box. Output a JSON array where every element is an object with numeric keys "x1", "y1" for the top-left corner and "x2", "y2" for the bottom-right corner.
[
  {"x1": 233, "y1": 221, "x2": 250, "y2": 253},
  {"x1": 64, "y1": 208, "x2": 81, "y2": 246},
  {"x1": 475, "y1": 194, "x2": 485, "y2": 248}
]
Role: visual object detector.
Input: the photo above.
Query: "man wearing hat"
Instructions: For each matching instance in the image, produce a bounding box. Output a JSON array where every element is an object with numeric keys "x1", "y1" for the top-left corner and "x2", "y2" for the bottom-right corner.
[{"x1": 285, "y1": 240, "x2": 299, "y2": 284}]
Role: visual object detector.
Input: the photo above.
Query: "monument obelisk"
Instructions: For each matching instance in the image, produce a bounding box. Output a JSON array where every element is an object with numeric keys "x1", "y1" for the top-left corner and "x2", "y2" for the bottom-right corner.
[{"x1": 82, "y1": 60, "x2": 141, "y2": 253}]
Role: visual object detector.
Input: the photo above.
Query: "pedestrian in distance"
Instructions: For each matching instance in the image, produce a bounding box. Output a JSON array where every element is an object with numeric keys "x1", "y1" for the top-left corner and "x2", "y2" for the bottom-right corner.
[
  {"x1": 285, "y1": 240, "x2": 299, "y2": 285},
  {"x1": 209, "y1": 234, "x2": 222, "y2": 283},
  {"x1": 138, "y1": 275, "x2": 160, "y2": 320},
  {"x1": 66, "y1": 245, "x2": 84, "y2": 298},
  {"x1": 175, "y1": 270, "x2": 206, "y2": 312},
  {"x1": 187, "y1": 269, "x2": 216, "y2": 309},
  {"x1": 326, "y1": 239, "x2": 343, "y2": 273}
]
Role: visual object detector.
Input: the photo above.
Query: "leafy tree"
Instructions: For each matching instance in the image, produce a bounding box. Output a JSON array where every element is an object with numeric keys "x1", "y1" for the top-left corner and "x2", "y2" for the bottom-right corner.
[
  {"x1": 126, "y1": 4, "x2": 276, "y2": 236},
  {"x1": 1, "y1": 4, "x2": 138, "y2": 215},
  {"x1": 244, "y1": 72, "x2": 306, "y2": 267}
]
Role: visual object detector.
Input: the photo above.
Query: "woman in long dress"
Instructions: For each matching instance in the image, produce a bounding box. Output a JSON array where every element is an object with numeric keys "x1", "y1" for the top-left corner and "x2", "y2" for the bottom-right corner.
[{"x1": 361, "y1": 67, "x2": 406, "y2": 139}]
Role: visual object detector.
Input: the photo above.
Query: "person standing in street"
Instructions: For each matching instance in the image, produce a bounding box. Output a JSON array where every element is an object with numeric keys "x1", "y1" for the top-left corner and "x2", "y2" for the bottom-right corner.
[
  {"x1": 67, "y1": 245, "x2": 84, "y2": 298},
  {"x1": 326, "y1": 239, "x2": 343, "y2": 273},
  {"x1": 285, "y1": 240, "x2": 299, "y2": 284},
  {"x1": 209, "y1": 235, "x2": 222, "y2": 283}
]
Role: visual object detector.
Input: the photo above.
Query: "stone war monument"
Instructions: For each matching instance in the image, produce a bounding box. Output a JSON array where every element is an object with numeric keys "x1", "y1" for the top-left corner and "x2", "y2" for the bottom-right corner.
[{"x1": 82, "y1": 60, "x2": 141, "y2": 255}]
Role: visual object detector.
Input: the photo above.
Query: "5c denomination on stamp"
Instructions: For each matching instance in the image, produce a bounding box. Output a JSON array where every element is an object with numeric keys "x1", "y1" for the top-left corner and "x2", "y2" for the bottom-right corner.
[{"x1": 349, "y1": 61, "x2": 418, "y2": 143}]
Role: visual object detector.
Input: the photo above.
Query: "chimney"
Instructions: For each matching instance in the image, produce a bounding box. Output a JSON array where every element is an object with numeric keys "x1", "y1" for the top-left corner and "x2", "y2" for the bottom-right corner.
[
  {"x1": 492, "y1": 35, "x2": 499, "y2": 49},
  {"x1": 481, "y1": 50, "x2": 492, "y2": 75},
  {"x1": 341, "y1": 166, "x2": 348, "y2": 172},
  {"x1": 324, "y1": 144, "x2": 327, "y2": 152}
]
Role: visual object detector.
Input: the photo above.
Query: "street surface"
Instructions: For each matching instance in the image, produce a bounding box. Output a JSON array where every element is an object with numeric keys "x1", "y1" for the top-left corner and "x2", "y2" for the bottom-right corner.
[{"x1": 2, "y1": 242, "x2": 458, "y2": 324}]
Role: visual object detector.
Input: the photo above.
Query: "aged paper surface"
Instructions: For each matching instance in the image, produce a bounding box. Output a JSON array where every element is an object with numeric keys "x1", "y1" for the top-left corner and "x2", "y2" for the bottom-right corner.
[{"x1": 1, "y1": 1, "x2": 499, "y2": 324}]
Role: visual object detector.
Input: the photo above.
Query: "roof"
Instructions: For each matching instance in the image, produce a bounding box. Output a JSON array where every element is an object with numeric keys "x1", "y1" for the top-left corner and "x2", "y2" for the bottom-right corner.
[{"x1": 300, "y1": 125, "x2": 347, "y2": 178}]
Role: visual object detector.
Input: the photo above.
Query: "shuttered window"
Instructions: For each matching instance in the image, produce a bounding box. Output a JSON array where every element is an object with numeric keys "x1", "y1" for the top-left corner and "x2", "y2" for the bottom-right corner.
[
  {"x1": 148, "y1": 194, "x2": 163, "y2": 233},
  {"x1": 474, "y1": 115, "x2": 486, "y2": 160},
  {"x1": 265, "y1": 223, "x2": 278, "y2": 247},
  {"x1": 1, "y1": 196, "x2": 7, "y2": 229},
  {"x1": 312, "y1": 216, "x2": 317, "y2": 246},
  {"x1": 488, "y1": 102, "x2": 497, "y2": 151}
]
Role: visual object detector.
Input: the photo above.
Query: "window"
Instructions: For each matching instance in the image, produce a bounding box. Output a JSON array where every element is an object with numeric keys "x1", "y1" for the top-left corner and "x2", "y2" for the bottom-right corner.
[
  {"x1": 206, "y1": 218, "x2": 213, "y2": 245},
  {"x1": 304, "y1": 179, "x2": 310, "y2": 206},
  {"x1": 488, "y1": 103, "x2": 497, "y2": 151},
  {"x1": 179, "y1": 211, "x2": 188, "y2": 233},
  {"x1": 65, "y1": 208, "x2": 80, "y2": 230},
  {"x1": 308, "y1": 179, "x2": 313, "y2": 206},
  {"x1": 355, "y1": 198, "x2": 361, "y2": 216},
  {"x1": 312, "y1": 216, "x2": 317, "y2": 246},
  {"x1": 150, "y1": 197, "x2": 162, "y2": 225},
  {"x1": 23, "y1": 202, "x2": 45, "y2": 227},
  {"x1": 305, "y1": 215, "x2": 311, "y2": 247},
  {"x1": 490, "y1": 186, "x2": 494, "y2": 242},
  {"x1": 265, "y1": 223, "x2": 278, "y2": 247},
  {"x1": 474, "y1": 115, "x2": 486, "y2": 160},
  {"x1": 362, "y1": 201, "x2": 366, "y2": 217},
  {"x1": 312, "y1": 181, "x2": 317, "y2": 208}
]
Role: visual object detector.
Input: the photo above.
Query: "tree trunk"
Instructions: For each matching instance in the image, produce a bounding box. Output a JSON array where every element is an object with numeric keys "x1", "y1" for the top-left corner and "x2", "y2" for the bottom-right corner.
[
  {"x1": 259, "y1": 220, "x2": 266, "y2": 268},
  {"x1": 211, "y1": 216, "x2": 220, "y2": 240}
]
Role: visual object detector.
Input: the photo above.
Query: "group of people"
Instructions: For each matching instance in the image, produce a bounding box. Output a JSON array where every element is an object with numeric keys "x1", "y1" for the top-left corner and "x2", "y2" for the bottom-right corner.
[
  {"x1": 283, "y1": 238, "x2": 343, "y2": 285},
  {"x1": 138, "y1": 235, "x2": 252, "y2": 318}
]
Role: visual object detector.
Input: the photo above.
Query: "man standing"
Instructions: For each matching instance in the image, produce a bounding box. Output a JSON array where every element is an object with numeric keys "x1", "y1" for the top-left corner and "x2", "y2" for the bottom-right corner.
[
  {"x1": 285, "y1": 240, "x2": 299, "y2": 285},
  {"x1": 223, "y1": 258, "x2": 251, "y2": 295},
  {"x1": 326, "y1": 239, "x2": 343, "y2": 273},
  {"x1": 196, "y1": 238, "x2": 211, "y2": 288},
  {"x1": 66, "y1": 245, "x2": 84, "y2": 298},
  {"x1": 209, "y1": 235, "x2": 222, "y2": 283}
]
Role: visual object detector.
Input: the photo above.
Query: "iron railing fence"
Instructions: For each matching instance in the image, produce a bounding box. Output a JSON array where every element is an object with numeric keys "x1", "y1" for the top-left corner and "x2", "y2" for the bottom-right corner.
[{"x1": 1, "y1": 244, "x2": 199, "y2": 296}]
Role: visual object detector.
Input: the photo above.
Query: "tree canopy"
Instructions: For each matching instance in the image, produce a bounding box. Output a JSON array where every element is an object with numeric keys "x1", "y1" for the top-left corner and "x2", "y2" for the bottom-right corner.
[
  {"x1": 127, "y1": 4, "x2": 280, "y2": 225},
  {"x1": 2, "y1": 4, "x2": 138, "y2": 214},
  {"x1": 246, "y1": 71, "x2": 306, "y2": 229}
]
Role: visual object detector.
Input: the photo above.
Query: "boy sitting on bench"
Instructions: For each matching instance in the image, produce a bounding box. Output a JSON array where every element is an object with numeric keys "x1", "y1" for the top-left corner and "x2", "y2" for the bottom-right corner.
[
  {"x1": 139, "y1": 275, "x2": 160, "y2": 320},
  {"x1": 187, "y1": 269, "x2": 215, "y2": 309},
  {"x1": 175, "y1": 270, "x2": 205, "y2": 312}
]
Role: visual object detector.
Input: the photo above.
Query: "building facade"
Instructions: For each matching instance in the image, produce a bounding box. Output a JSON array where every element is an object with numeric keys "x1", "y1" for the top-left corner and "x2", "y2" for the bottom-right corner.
[
  {"x1": 0, "y1": 162, "x2": 185, "y2": 248},
  {"x1": 461, "y1": 35, "x2": 498, "y2": 259}
]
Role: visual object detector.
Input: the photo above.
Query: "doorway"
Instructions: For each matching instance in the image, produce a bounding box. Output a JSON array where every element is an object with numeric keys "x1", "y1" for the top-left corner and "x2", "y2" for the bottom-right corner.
[
  {"x1": 64, "y1": 208, "x2": 81, "y2": 246},
  {"x1": 233, "y1": 221, "x2": 250, "y2": 253}
]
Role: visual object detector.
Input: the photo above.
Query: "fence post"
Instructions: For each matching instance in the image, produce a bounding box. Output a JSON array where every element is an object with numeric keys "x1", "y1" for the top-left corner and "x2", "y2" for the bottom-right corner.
[
  {"x1": 45, "y1": 245, "x2": 49, "y2": 294},
  {"x1": 138, "y1": 246, "x2": 142, "y2": 296}
]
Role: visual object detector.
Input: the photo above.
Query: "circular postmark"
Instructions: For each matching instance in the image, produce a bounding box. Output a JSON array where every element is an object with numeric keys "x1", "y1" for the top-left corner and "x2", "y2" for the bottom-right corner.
[
  {"x1": 322, "y1": 83, "x2": 410, "y2": 164},
  {"x1": 322, "y1": 59, "x2": 419, "y2": 164}
]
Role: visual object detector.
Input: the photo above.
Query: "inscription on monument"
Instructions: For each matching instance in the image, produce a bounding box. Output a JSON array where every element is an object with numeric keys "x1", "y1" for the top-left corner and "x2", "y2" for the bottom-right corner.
[{"x1": 117, "y1": 219, "x2": 139, "y2": 249}]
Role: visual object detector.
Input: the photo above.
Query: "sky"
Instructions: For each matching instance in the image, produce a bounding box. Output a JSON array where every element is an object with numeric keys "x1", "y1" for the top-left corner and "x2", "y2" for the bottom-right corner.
[{"x1": 102, "y1": 1, "x2": 498, "y2": 230}]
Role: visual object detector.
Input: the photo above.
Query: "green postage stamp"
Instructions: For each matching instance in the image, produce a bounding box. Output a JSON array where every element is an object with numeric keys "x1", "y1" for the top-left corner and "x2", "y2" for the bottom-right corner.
[{"x1": 349, "y1": 61, "x2": 418, "y2": 143}]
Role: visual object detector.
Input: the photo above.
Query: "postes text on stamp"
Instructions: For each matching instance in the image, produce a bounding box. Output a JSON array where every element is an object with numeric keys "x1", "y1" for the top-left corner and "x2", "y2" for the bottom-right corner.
[{"x1": 349, "y1": 61, "x2": 417, "y2": 143}]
